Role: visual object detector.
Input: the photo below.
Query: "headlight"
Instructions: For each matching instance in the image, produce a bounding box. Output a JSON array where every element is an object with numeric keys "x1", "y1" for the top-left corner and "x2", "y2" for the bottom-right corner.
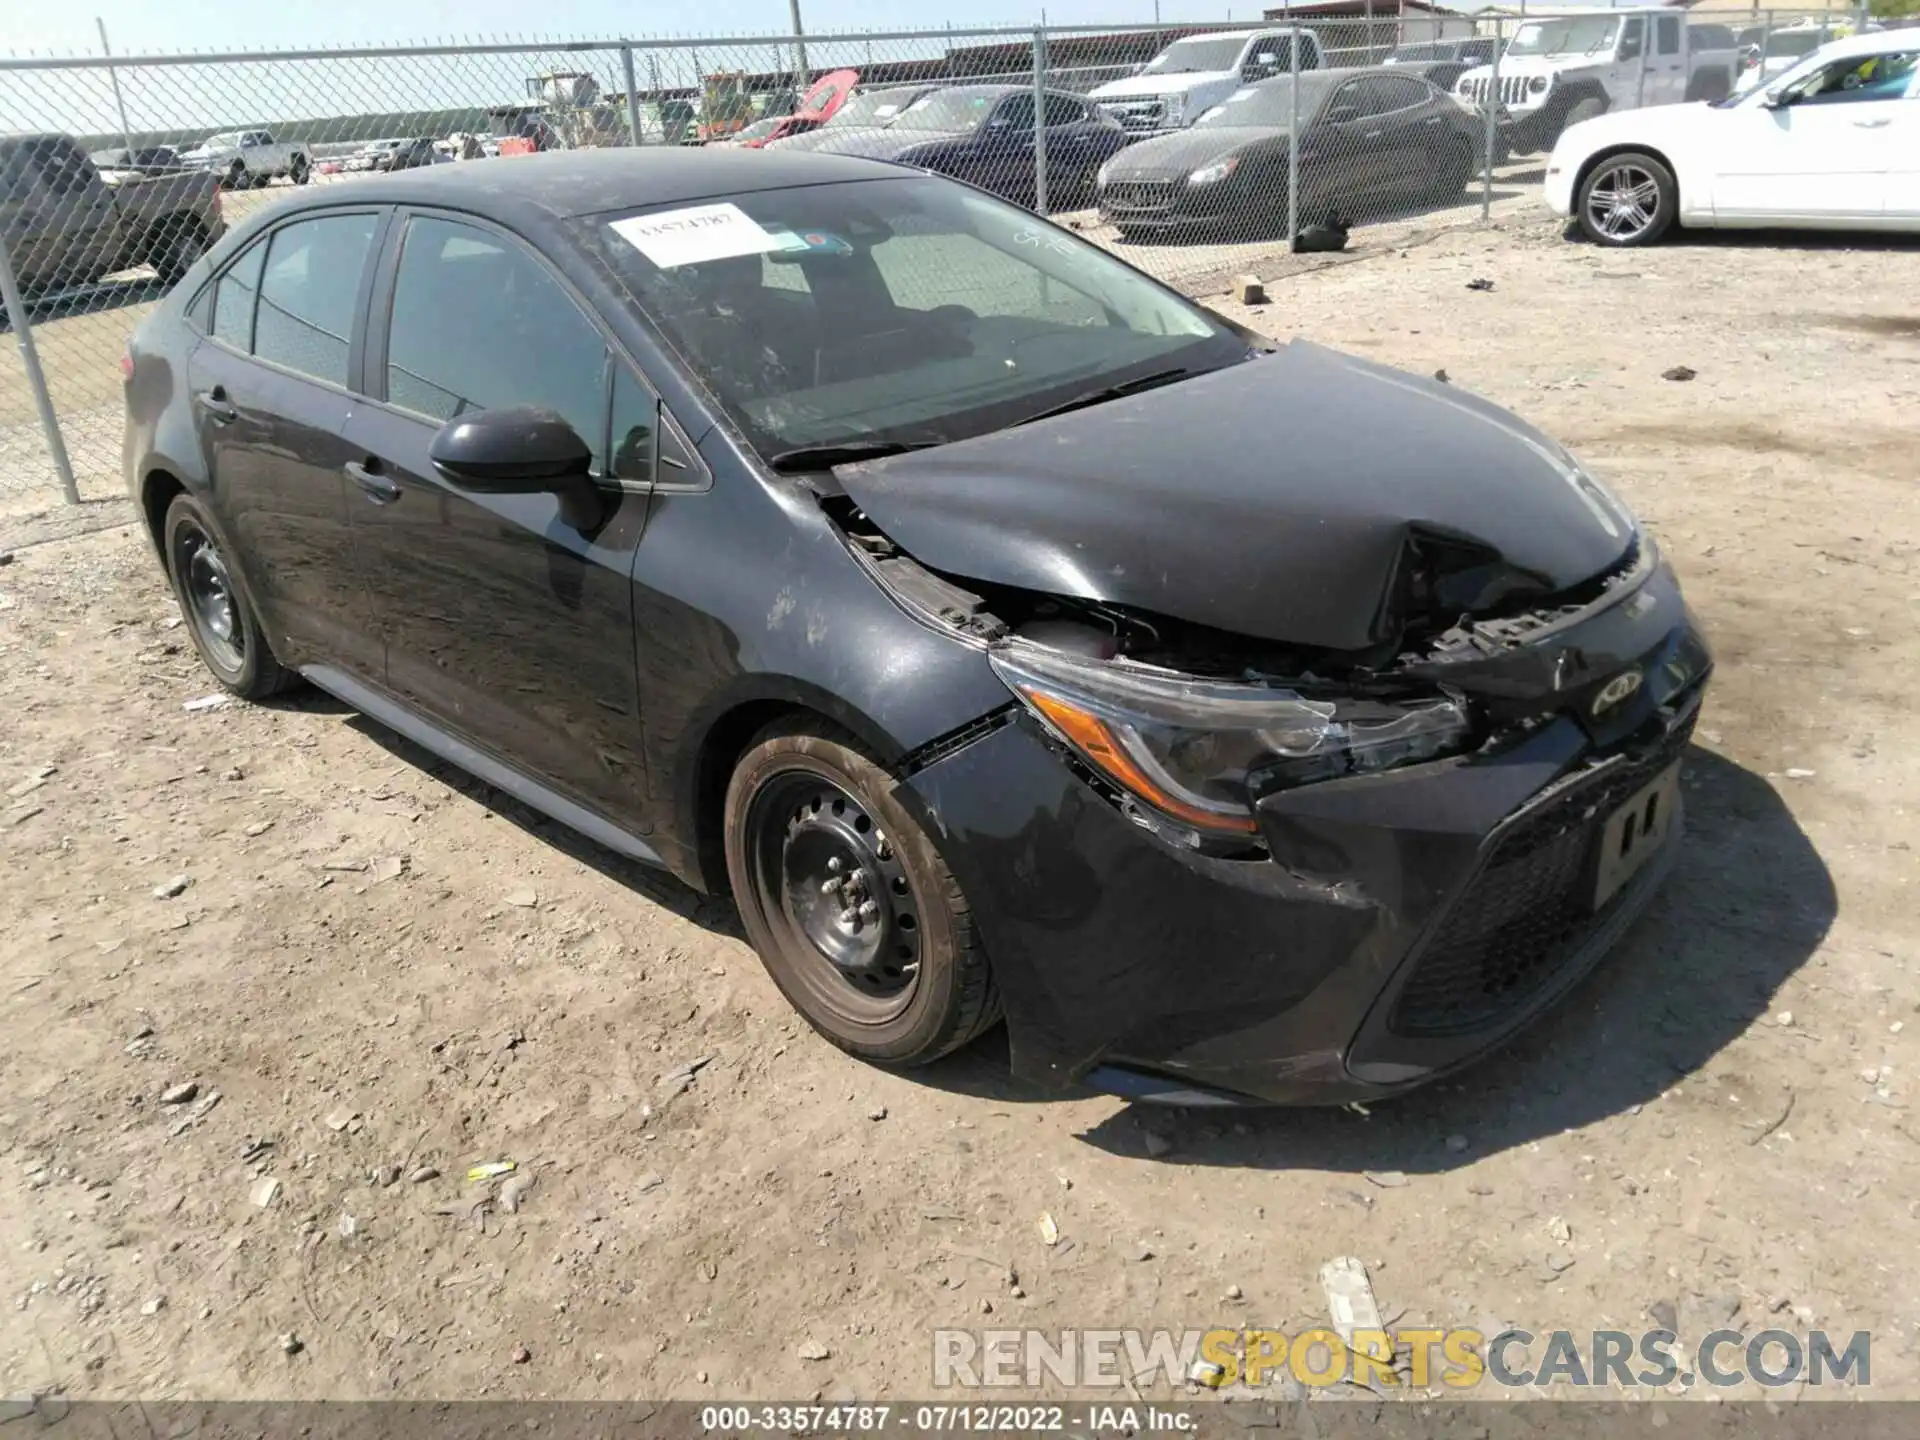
[
  {"x1": 989, "y1": 643, "x2": 1472, "y2": 841},
  {"x1": 1528, "y1": 75, "x2": 1550, "y2": 94},
  {"x1": 1096, "y1": 158, "x2": 1114, "y2": 188},
  {"x1": 1163, "y1": 94, "x2": 1188, "y2": 123},
  {"x1": 1187, "y1": 156, "x2": 1240, "y2": 185}
]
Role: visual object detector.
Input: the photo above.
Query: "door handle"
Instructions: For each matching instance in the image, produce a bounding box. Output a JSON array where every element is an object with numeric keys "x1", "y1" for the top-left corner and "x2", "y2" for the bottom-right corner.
[
  {"x1": 194, "y1": 387, "x2": 237, "y2": 425},
  {"x1": 344, "y1": 459, "x2": 400, "y2": 504},
  {"x1": 1852, "y1": 117, "x2": 1891, "y2": 128}
]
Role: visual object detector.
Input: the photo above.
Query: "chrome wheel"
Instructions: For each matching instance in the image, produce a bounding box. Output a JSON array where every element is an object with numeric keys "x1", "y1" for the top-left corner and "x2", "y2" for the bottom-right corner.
[
  {"x1": 171, "y1": 521, "x2": 244, "y2": 675},
  {"x1": 1586, "y1": 163, "x2": 1660, "y2": 242},
  {"x1": 748, "y1": 771, "x2": 922, "y2": 1022}
]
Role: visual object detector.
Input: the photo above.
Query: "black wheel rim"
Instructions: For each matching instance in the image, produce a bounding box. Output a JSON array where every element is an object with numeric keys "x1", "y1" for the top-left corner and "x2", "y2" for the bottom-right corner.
[
  {"x1": 171, "y1": 520, "x2": 244, "y2": 675},
  {"x1": 747, "y1": 770, "x2": 922, "y2": 1023}
]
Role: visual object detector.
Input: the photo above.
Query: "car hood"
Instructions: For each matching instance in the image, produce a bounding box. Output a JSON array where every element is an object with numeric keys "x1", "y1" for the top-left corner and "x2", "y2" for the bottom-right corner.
[
  {"x1": 835, "y1": 343, "x2": 1635, "y2": 653},
  {"x1": 807, "y1": 128, "x2": 967, "y2": 159},
  {"x1": 1104, "y1": 126, "x2": 1275, "y2": 178},
  {"x1": 1556, "y1": 98, "x2": 1717, "y2": 153},
  {"x1": 1093, "y1": 71, "x2": 1234, "y2": 100}
]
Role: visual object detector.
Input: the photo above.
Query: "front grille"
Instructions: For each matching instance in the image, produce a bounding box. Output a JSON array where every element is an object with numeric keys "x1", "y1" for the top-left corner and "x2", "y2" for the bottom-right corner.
[
  {"x1": 1458, "y1": 74, "x2": 1531, "y2": 107},
  {"x1": 1101, "y1": 180, "x2": 1176, "y2": 214},
  {"x1": 1102, "y1": 100, "x2": 1166, "y2": 131},
  {"x1": 1388, "y1": 710, "x2": 1696, "y2": 1038}
]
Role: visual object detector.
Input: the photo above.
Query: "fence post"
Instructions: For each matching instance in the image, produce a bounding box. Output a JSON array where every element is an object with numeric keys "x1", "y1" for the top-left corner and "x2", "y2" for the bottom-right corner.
[
  {"x1": 0, "y1": 231, "x2": 80, "y2": 507},
  {"x1": 1286, "y1": 27, "x2": 1300, "y2": 245},
  {"x1": 620, "y1": 43, "x2": 643, "y2": 146},
  {"x1": 1480, "y1": 19, "x2": 1502, "y2": 223},
  {"x1": 1032, "y1": 26, "x2": 1050, "y2": 215}
]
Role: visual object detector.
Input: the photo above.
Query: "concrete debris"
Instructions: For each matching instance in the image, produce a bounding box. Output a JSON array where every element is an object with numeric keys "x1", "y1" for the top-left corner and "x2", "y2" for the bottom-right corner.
[
  {"x1": 1319, "y1": 1256, "x2": 1383, "y2": 1347},
  {"x1": 152, "y1": 875, "x2": 190, "y2": 900},
  {"x1": 250, "y1": 1177, "x2": 281, "y2": 1209}
]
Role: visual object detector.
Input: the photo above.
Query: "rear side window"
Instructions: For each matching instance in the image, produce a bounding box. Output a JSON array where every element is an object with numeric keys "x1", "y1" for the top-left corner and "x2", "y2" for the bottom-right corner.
[
  {"x1": 1657, "y1": 16, "x2": 1681, "y2": 56},
  {"x1": 253, "y1": 213, "x2": 378, "y2": 387},
  {"x1": 383, "y1": 216, "x2": 609, "y2": 470},
  {"x1": 211, "y1": 237, "x2": 266, "y2": 349}
]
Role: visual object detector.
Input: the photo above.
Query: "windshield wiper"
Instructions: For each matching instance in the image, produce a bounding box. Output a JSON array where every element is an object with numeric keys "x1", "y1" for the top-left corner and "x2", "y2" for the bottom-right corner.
[
  {"x1": 765, "y1": 439, "x2": 945, "y2": 472},
  {"x1": 1014, "y1": 366, "x2": 1202, "y2": 426}
]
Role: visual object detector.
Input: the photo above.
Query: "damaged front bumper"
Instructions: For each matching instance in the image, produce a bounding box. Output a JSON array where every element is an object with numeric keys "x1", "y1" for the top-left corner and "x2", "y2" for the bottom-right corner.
[{"x1": 896, "y1": 558, "x2": 1711, "y2": 1106}]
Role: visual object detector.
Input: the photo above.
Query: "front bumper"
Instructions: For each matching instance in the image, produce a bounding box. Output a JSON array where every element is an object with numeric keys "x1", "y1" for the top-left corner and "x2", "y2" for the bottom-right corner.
[
  {"x1": 1098, "y1": 177, "x2": 1259, "y2": 233},
  {"x1": 901, "y1": 562, "x2": 1710, "y2": 1106}
]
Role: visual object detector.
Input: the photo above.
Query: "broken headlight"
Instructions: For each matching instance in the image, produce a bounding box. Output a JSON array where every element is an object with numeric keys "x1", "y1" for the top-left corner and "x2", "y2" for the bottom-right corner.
[{"x1": 990, "y1": 643, "x2": 1471, "y2": 839}]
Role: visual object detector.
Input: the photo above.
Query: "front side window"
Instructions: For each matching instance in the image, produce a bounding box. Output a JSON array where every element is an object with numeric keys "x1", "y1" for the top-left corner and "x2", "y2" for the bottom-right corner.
[
  {"x1": 1042, "y1": 93, "x2": 1087, "y2": 126},
  {"x1": 383, "y1": 216, "x2": 608, "y2": 469},
  {"x1": 572, "y1": 176, "x2": 1240, "y2": 458},
  {"x1": 252, "y1": 213, "x2": 376, "y2": 386},
  {"x1": 994, "y1": 95, "x2": 1036, "y2": 131},
  {"x1": 1791, "y1": 50, "x2": 1918, "y2": 104}
]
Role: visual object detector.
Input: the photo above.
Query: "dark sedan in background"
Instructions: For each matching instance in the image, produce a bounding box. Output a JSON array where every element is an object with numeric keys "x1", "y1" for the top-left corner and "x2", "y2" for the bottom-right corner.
[
  {"x1": 801, "y1": 83, "x2": 1130, "y2": 210},
  {"x1": 1098, "y1": 66, "x2": 1482, "y2": 241}
]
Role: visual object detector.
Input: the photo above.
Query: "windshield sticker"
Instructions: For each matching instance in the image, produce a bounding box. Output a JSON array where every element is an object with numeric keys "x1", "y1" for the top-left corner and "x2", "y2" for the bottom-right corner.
[
  {"x1": 1012, "y1": 227, "x2": 1077, "y2": 259},
  {"x1": 609, "y1": 203, "x2": 786, "y2": 269},
  {"x1": 762, "y1": 228, "x2": 855, "y2": 258}
]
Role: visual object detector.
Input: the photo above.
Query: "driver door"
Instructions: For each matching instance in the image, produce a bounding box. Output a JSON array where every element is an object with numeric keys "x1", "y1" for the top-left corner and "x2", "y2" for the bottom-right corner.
[
  {"x1": 340, "y1": 210, "x2": 658, "y2": 824},
  {"x1": 1711, "y1": 49, "x2": 1917, "y2": 223}
]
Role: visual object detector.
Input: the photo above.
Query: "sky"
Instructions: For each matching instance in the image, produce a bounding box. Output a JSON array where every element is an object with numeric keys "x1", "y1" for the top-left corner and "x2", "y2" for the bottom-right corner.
[{"x1": 10, "y1": 0, "x2": 1263, "y2": 58}]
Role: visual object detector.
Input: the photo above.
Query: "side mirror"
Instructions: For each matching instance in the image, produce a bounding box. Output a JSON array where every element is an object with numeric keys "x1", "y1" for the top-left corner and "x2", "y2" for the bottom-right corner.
[
  {"x1": 429, "y1": 405, "x2": 592, "y2": 490},
  {"x1": 1761, "y1": 86, "x2": 1790, "y2": 109}
]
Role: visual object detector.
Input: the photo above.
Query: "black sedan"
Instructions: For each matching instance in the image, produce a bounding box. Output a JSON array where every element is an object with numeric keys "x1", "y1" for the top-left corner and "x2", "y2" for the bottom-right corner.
[
  {"x1": 1098, "y1": 67, "x2": 1482, "y2": 241},
  {"x1": 126, "y1": 149, "x2": 1709, "y2": 1106},
  {"x1": 800, "y1": 83, "x2": 1129, "y2": 210}
]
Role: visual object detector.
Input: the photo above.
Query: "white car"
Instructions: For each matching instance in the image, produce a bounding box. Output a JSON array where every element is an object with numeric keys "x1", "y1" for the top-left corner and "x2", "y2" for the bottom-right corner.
[
  {"x1": 1088, "y1": 28, "x2": 1324, "y2": 139},
  {"x1": 1545, "y1": 30, "x2": 1919, "y2": 246}
]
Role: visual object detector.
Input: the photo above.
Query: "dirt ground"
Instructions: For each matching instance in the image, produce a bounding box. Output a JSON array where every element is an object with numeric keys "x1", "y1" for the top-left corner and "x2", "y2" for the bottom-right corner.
[{"x1": 3, "y1": 209, "x2": 1919, "y2": 1409}]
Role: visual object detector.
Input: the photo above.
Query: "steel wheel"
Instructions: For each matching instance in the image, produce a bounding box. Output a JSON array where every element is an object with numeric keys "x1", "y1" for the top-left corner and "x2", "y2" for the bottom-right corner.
[
  {"x1": 170, "y1": 517, "x2": 244, "y2": 675},
  {"x1": 747, "y1": 771, "x2": 922, "y2": 1022},
  {"x1": 1586, "y1": 163, "x2": 1659, "y2": 242}
]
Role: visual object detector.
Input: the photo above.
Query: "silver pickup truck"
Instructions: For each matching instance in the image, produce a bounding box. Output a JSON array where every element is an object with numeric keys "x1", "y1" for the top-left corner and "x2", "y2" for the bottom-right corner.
[{"x1": 1, "y1": 132, "x2": 225, "y2": 296}]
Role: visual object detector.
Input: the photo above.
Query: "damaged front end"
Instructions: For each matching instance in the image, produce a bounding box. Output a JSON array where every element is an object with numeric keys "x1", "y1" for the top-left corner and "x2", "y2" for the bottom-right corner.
[{"x1": 806, "y1": 446, "x2": 1709, "y2": 1105}]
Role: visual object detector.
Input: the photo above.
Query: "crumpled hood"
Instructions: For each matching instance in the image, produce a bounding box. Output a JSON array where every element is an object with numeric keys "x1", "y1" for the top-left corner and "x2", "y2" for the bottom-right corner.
[
  {"x1": 836, "y1": 342, "x2": 1635, "y2": 653},
  {"x1": 1104, "y1": 126, "x2": 1277, "y2": 179},
  {"x1": 1093, "y1": 71, "x2": 1233, "y2": 100}
]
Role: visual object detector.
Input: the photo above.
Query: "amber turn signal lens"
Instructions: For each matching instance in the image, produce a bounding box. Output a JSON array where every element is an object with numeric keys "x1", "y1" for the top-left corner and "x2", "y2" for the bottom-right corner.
[{"x1": 1026, "y1": 689, "x2": 1259, "y2": 836}]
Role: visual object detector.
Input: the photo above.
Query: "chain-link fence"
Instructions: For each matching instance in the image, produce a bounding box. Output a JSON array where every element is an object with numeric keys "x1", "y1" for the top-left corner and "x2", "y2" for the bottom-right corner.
[{"x1": 0, "y1": 7, "x2": 1898, "y2": 511}]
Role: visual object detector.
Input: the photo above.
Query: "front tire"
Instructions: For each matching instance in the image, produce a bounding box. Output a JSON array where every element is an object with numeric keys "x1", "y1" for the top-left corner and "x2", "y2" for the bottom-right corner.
[
  {"x1": 724, "y1": 719, "x2": 1000, "y2": 1067},
  {"x1": 224, "y1": 161, "x2": 248, "y2": 191},
  {"x1": 162, "y1": 494, "x2": 298, "y2": 700},
  {"x1": 1435, "y1": 137, "x2": 1476, "y2": 196},
  {"x1": 290, "y1": 154, "x2": 310, "y2": 185},
  {"x1": 1576, "y1": 150, "x2": 1677, "y2": 247}
]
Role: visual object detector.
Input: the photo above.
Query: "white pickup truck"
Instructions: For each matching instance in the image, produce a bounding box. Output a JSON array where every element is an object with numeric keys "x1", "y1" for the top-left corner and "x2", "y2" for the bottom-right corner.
[
  {"x1": 1454, "y1": 9, "x2": 1738, "y2": 155},
  {"x1": 1089, "y1": 28, "x2": 1325, "y2": 139},
  {"x1": 178, "y1": 129, "x2": 312, "y2": 189}
]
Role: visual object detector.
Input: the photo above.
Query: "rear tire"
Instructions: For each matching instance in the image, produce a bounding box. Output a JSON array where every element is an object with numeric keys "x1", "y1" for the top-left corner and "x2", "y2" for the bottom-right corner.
[
  {"x1": 1576, "y1": 150, "x2": 1678, "y2": 247},
  {"x1": 224, "y1": 161, "x2": 248, "y2": 191},
  {"x1": 724, "y1": 718, "x2": 1000, "y2": 1067},
  {"x1": 1561, "y1": 96, "x2": 1608, "y2": 134},
  {"x1": 161, "y1": 494, "x2": 298, "y2": 701},
  {"x1": 290, "y1": 154, "x2": 310, "y2": 185},
  {"x1": 1436, "y1": 137, "x2": 1476, "y2": 196}
]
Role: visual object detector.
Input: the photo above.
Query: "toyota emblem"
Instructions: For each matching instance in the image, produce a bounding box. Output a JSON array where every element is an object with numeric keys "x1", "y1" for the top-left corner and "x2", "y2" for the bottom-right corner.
[{"x1": 1591, "y1": 669, "x2": 1643, "y2": 716}]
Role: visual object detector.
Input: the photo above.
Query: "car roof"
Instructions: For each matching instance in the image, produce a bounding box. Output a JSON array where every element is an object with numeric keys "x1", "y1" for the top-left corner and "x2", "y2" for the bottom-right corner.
[
  {"x1": 1821, "y1": 28, "x2": 1920, "y2": 59},
  {"x1": 261, "y1": 147, "x2": 916, "y2": 225}
]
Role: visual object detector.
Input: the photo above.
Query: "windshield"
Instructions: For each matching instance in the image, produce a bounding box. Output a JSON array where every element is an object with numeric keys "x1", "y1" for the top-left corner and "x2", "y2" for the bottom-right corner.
[
  {"x1": 734, "y1": 117, "x2": 783, "y2": 141},
  {"x1": 1195, "y1": 80, "x2": 1307, "y2": 127},
  {"x1": 829, "y1": 87, "x2": 927, "y2": 127},
  {"x1": 572, "y1": 177, "x2": 1242, "y2": 458},
  {"x1": 1508, "y1": 18, "x2": 1620, "y2": 57},
  {"x1": 891, "y1": 90, "x2": 997, "y2": 131},
  {"x1": 1144, "y1": 36, "x2": 1249, "y2": 74},
  {"x1": 1386, "y1": 43, "x2": 1451, "y2": 63},
  {"x1": 203, "y1": 132, "x2": 243, "y2": 149}
]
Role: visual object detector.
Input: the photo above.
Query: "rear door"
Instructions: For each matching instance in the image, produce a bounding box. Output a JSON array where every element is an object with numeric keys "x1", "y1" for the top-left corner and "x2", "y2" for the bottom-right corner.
[
  {"x1": 340, "y1": 210, "x2": 655, "y2": 824},
  {"x1": 1884, "y1": 61, "x2": 1920, "y2": 220},
  {"x1": 184, "y1": 208, "x2": 387, "y2": 675},
  {"x1": 1647, "y1": 15, "x2": 1688, "y2": 106}
]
